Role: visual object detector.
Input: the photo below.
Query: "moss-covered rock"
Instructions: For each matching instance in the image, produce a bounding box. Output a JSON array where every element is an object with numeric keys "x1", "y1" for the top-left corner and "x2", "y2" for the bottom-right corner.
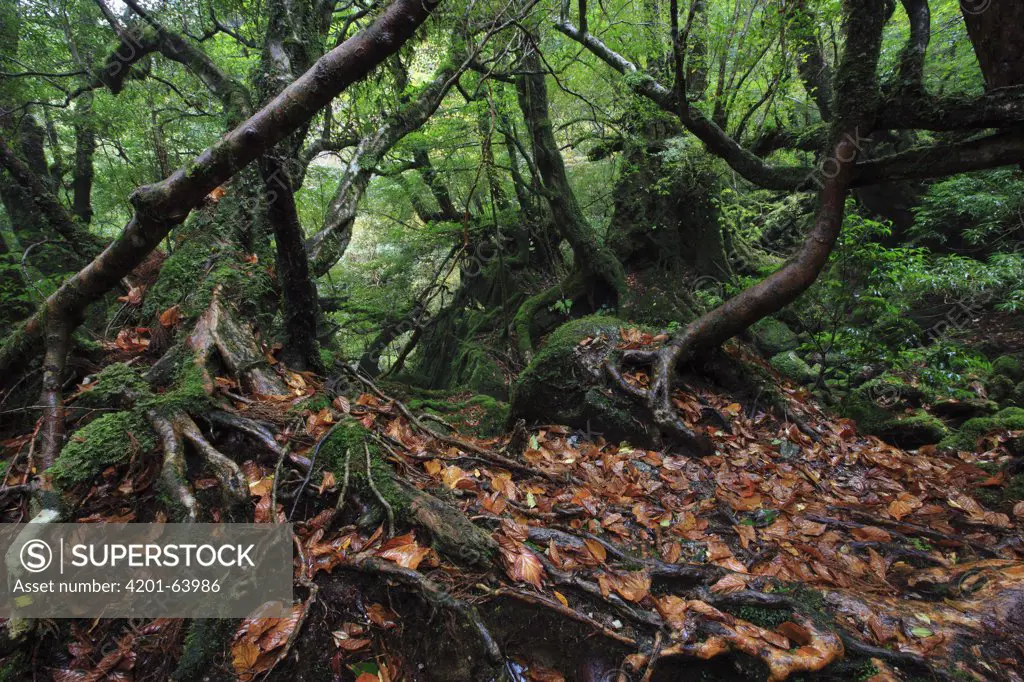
[
  {"x1": 852, "y1": 373, "x2": 934, "y2": 409},
  {"x1": 938, "y1": 406, "x2": 1024, "y2": 453},
  {"x1": 456, "y1": 344, "x2": 507, "y2": 399},
  {"x1": 873, "y1": 409, "x2": 948, "y2": 449},
  {"x1": 510, "y1": 316, "x2": 659, "y2": 446},
  {"x1": 930, "y1": 397, "x2": 999, "y2": 425},
  {"x1": 751, "y1": 318, "x2": 799, "y2": 357},
  {"x1": 988, "y1": 374, "x2": 1016, "y2": 404},
  {"x1": 1012, "y1": 381, "x2": 1024, "y2": 408},
  {"x1": 50, "y1": 411, "x2": 156, "y2": 486},
  {"x1": 992, "y1": 354, "x2": 1024, "y2": 383},
  {"x1": 769, "y1": 351, "x2": 817, "y2": 384}
]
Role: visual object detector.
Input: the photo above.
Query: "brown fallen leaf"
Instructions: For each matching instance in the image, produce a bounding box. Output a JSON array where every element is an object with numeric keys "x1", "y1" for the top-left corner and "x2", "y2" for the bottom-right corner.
[{"x1": 851, "y1": 526, "x2": 892, "y2": 543}]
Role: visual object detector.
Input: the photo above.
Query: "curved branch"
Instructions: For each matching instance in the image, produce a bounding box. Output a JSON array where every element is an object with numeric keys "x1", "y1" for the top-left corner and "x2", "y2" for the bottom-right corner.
[{"x1": 555, "y1": 20, "x2": 810, "y2": 191}]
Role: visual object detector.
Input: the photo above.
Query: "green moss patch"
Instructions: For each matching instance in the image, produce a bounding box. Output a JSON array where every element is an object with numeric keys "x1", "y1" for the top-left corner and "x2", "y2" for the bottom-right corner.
[
  {"x1": 751, "y1": 318, "x2": 799, "y2": 357},
  {"x1": 939, "y1": 406, "x2": 1024, "y2": 452},
  {"x1": 51, "y1": 411, "x2": 156, "y2": 485}
]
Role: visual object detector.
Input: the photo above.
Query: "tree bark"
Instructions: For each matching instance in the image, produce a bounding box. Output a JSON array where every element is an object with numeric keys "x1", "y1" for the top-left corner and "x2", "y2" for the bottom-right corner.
[
  {"x1": 306, "y1": 55, "x2": 465, "y2": 276},
  {"x1": 514, "y1": 48, "x2": 625, "y2": 299},
  {"x1": 962, "y1": 0, "x2": 1024, "y2": 90}
]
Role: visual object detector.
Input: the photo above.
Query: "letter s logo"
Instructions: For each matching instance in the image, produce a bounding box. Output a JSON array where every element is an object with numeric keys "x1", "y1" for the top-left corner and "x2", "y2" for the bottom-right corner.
[{"x1": 20, "y1": 540, "x2": 52, "y2": 573}]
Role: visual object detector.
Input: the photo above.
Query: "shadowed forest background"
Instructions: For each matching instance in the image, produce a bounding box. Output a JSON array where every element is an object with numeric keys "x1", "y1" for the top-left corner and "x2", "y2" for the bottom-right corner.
[{"x1": 2, "y1": 0, "x2": 1024, "y2": 678}]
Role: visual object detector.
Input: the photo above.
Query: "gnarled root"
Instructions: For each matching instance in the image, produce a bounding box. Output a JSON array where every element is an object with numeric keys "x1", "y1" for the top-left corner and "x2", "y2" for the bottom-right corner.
[
  {"x1": 344, "y1": 555, "x2": 503, "y2": 667},
  {"x1": 147, "y1": 410, "x2": 199, "y2": 522},
  {"x1": 146, "y1": 409, "x2": 248, "y2": 521},
  {"x1": 187, "y1": 287, "x2": 287, "y2": 396},
  {"x1": 605, "y1": 344, "x2": 714, "y2": 456}
]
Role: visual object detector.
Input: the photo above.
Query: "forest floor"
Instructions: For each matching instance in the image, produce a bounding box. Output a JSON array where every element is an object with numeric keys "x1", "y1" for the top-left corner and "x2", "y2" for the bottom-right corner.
[{"x1": 2, "y1": 328, "x2": 1023, "y2": 682}]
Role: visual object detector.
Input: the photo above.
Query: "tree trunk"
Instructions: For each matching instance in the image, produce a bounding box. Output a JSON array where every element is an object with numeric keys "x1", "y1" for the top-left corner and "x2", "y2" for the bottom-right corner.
[
  {"x1": 514, "y1": 48, "x2": 625, "y2": 301},
  {"x1": 962, "y1": 0, "x2": 1024, "y2": 90}
]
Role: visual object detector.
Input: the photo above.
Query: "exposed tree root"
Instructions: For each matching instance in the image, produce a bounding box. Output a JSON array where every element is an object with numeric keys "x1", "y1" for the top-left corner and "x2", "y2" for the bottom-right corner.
[
  {"x1": 187, "y1": 287, "x2": 287, "y2": 396},
  {"x1": 146, "y1": 409, "x2": 199, "y2": 522},
  {"x1": 344, "y1": 555, "x2": 504, "y2": 667}
]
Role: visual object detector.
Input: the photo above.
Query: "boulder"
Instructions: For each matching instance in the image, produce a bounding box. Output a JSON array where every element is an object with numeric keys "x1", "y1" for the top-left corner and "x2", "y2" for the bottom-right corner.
[
  {"x1": 930, "y1": 398, "x2": 999, "y2": 425},
  {"x1": 510, "y1": 316, "x2": 660, "y2": 447},
  {"x1": 873, "y1": 410, "x2": 949, "y2": 450},
  {"x1": 992, "y1": 355, "x2": 1024, "y2": 383},
  {"x1": 939, "y1": 406, "x2": 1024, "y2": 453},
  {"x1": 769, "y1": 351, "x2": 817, "y2": 384},
  {"x1": 751, "y1": 318, "x2": 799, "y2": 357}
]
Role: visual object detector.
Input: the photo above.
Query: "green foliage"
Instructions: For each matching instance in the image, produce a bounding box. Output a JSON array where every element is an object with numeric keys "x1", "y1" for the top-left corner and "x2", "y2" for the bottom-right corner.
[
  {"x1": 911, "y1": 170, "x2": 1024, "y2": 247},
  {"x1": 939, "y1": 407, "x2": 1024, "y2": 453},
  {"x1": 172, "y1": 618, "x2": 239, "y2": 682},
  {"x1": 50, "y1": 411, "x2": 156, "y2": 486}
]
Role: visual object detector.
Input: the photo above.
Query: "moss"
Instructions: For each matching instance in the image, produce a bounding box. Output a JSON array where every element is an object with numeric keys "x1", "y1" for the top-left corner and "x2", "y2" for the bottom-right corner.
[
  {"x1": 76, "y1": 362, "x2": 149, "y2": 407},
  {"x1": 874, "y1": 409, "x2": 948, "y2": 449},
  {"x1": 528, "y1": 315, "x2": 623, "y2": 370},
  {"x1": 464, "y1": 395, "x2": 509, "y2": 437},
  {"x1": 456, "y1": 344, "x2": 507, "y2": 399},
  {"x1": 992, "y1": 355, "x2": 1024, "y2": 383},
  {"x1": 988, "y1": 374, "x2": 1016, "y2": 404},
  {"x1": 0, "y1": 651, "x2": 28, "y2": 682},
  {"x1": 142, "y1": 204, "x2": 274, "y2": 325},
  {"x1": 731, "y1": 605, "x2": 792, "y2": 629},
  {"x1": 143, "y1": 357, "x2": 211, "y2": 416},
  {"x1": 291, "y1": 393, "x2": 332, "y2": 415},
  {"x1": 172, "y1": 618, "x2": 239, "y2": 681},
  {"x1": 974, "y1": 473, "x2": 1024, "y2": 511},
  {"x1": 51, "y1": 411, "x2": 156, "y2": 486},
  {"x1": 751, "y1": 318, "x2": 799, "y2": 357},
  {"x1": 321, "y1": 420, "x2": 408, "y2": 518},
  {"x1": 939, "y1": 406, "x2": 1024, "y2": 452},
  {"x1": 1012, "y1": 381, "x2": 1024, "y2": 408},
  {"x1": 769, "y1": 351, "x2": 817, "y2": 384}
]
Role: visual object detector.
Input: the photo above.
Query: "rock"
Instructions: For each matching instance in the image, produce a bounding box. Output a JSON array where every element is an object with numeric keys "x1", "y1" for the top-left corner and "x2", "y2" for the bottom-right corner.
[
  {"x1": 992, "y1": 355, "x2": 1024, "y2": 383},
  {"x1": 770, "y1": 351, "x2": 817, "y2": 384},
  {"x1": 989, "y1": 374, "x2": 1016, "y2": 404},
  {"x1": 751, "y1": 318, "x2": 799, "y2": 357},
  {"x1": 1013, "y1": 381, "x2": 1024, "y2": 407},
  {"x1": 874, "y1": 410, "x2": 949, "y2": 449},
  {"x1": 930, "y1": 398, "x2": 999, "y2": 424},
  {"x1": 510, "y1": 316, "x2": 660, "y2": 447},
  {"x1": 853, "y1": 374, "x2": 933, "y2": 409},
  {"x1": 938, "y1": 407, "x2": 1024, "y2": 453}
]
